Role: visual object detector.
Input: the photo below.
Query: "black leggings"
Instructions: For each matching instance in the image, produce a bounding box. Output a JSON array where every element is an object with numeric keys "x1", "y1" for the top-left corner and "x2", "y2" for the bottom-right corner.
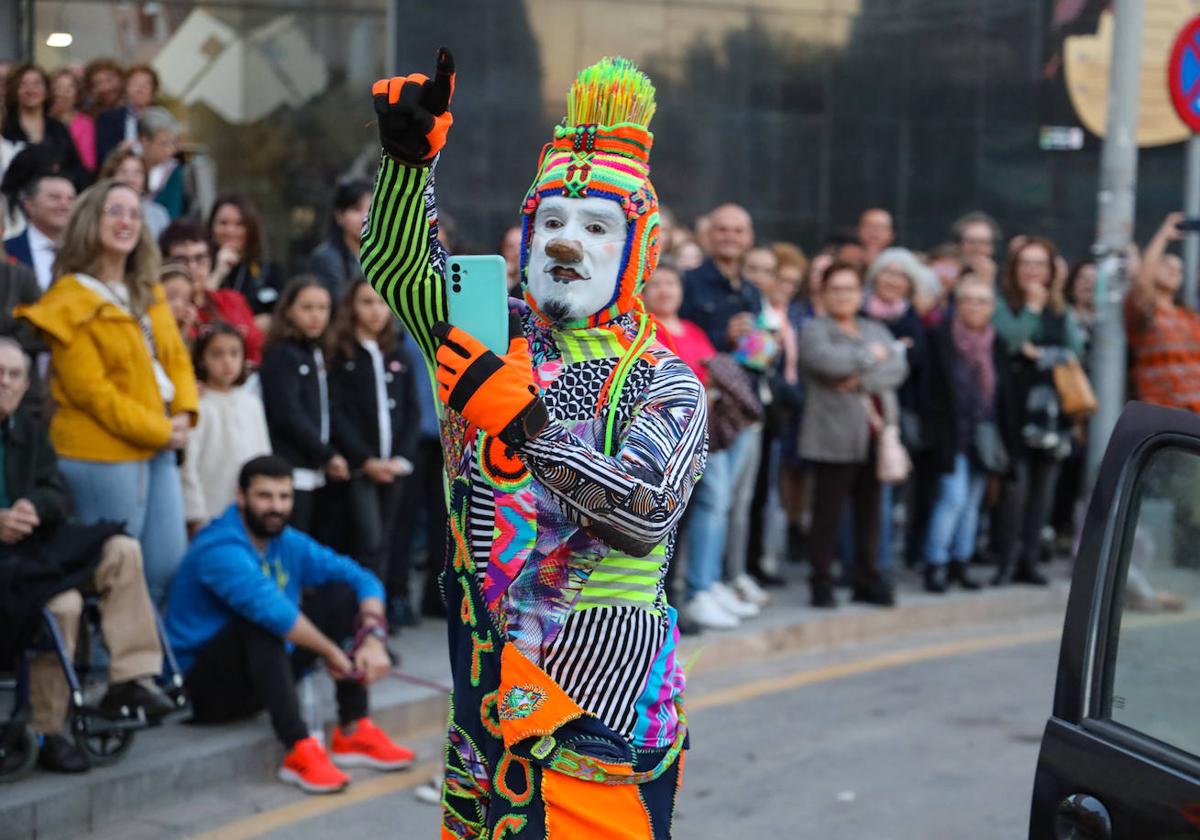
[{"x1": 184, "y1": 584, "x2": 368, "y2": 748}]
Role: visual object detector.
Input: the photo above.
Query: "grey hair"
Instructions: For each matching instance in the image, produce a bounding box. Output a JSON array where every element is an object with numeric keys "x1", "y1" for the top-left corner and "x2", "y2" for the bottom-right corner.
[
  {"x1": 951, "y1": 211, "x2": 1002, "y2": 247},
  {"x1": 138, "y1": 106, "x2": 180, "y2": 139},
  {"x1": 0, "y1": 336, "x2": 30, "y2": 375},
  {"x1": 865, "y1": 247, "x2": 939, "y2": 301}
]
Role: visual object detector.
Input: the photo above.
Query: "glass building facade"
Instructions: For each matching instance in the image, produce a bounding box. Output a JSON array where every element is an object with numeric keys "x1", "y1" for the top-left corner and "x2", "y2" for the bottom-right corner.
[{"x1": 23, "y1": 0, "x2": 1190, "y2": 266}]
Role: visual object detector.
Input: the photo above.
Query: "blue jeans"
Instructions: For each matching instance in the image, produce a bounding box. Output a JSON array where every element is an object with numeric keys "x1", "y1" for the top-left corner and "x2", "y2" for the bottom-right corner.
[
  {"x1": 59, "y1": 451, "x2": 187, "y2": 607},
  {"x1": 683, "y1": 448, "x2": 731, "y2": 600},
  {"x1": 923, "y1": 454, "x2": 987, "y2": 566}
]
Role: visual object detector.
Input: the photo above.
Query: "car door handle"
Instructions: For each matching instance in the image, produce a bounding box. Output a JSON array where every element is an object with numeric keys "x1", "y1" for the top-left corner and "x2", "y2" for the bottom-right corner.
[{"x1": 1055, "y1": 794, "x2": 1112, "y2": 840}]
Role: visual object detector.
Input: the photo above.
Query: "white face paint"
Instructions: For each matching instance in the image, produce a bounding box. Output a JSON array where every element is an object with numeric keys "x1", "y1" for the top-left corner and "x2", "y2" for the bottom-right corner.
[{"x1": 526, "y1": 195, "x2": 627, "y2": 324}]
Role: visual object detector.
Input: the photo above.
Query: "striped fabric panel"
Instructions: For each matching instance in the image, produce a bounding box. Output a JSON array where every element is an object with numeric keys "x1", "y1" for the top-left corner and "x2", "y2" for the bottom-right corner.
[
  {"x1": 542, "y1": 605, "x2": 667, "y2": 740},
  {"x1": 468, "y1": 462, "x2": 496, "y2": 582},
  {"x1": 575, "y1": 546, "x2": 666, "y2": 612},
  {"x1": 361, "y1": 156, "x2": 448, "y2": 371},
  {"x1": 556, "y1": 329, "x2": 626, "y2": 365}
]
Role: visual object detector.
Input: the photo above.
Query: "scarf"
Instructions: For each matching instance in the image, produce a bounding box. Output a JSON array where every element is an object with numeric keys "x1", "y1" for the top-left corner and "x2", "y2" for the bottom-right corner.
[
  {"x1": 864, "y1": 294, "x2": 907, "y2": 323},
  {"x1": 951, "y1": 317, "x2": 996, "y2": 409}
]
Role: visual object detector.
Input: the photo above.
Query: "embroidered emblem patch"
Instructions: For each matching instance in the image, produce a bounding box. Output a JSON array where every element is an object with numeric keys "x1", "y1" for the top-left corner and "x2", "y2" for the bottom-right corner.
[{"x1": 499, "y1": 685, "x2": 547, "y2": 721}]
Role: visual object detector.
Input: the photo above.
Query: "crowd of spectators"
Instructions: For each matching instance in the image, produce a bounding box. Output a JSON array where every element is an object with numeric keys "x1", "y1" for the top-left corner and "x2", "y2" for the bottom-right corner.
[{"x1": 2, "y1": 56, "x2": 1198, "y2": 791}]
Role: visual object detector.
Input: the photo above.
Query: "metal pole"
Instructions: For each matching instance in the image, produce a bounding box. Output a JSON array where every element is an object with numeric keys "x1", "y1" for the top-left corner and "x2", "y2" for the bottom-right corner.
[
  {"x1": 1185, "y1": 135, "x2": 1200, "y2": 308},
  {"x1": 1087, "y1": 0, "x2": 1145, "y2": 484}
]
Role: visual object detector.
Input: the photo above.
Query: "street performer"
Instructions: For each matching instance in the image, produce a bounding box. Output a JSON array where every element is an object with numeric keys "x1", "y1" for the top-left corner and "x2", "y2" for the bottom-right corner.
[{"x1": 363, "y1": 50, "x2": 707, "y2": 838}]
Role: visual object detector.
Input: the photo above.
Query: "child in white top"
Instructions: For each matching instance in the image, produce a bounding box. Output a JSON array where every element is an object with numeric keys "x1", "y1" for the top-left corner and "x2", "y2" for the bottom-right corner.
[{"x1": 182, "y1": 322, "x2": 272, "y2": 531}]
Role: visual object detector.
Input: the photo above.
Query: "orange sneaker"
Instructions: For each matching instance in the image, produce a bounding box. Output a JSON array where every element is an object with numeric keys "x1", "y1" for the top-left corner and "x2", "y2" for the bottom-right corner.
[
  {"x1": 278, "y1": 736, "x2": 350, "y2": 794},
  {"x1": 330, "y1": 717, "x2": 416, "y2": 771}
]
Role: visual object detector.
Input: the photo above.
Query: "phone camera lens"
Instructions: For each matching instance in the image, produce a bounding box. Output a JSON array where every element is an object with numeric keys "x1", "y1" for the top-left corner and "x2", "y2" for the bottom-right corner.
[
  {"x1": 452, "y1": 284, "x2": 462, "y2": 293},
  {"x1": 451, "y1": 263, "x2": 460, "y2": 272}
]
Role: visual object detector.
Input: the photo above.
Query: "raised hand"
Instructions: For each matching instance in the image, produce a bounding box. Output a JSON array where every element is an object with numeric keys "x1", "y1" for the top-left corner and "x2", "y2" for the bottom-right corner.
[{"x1": 372, "y1": 47, "x2": 456, "y2": 165}]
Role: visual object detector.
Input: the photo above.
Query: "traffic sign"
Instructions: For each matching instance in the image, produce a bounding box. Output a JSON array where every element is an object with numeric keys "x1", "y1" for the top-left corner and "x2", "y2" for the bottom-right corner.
[{"x1": 1169, "y1": 15, "x2": 1200, "y2": 133}]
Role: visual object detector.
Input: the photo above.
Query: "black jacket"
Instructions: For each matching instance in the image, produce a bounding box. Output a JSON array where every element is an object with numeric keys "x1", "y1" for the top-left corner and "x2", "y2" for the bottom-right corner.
[
  {"x1": 922, "y1": 322, "x2": 1020, "y2": 476},
  {"x1": 329, "y1": 340, "x2": 419, "y2": 468},
  {"x1": 873, "y1": 303, "x2": 927, "y2": 413},
  {"x1": 260, "y1": 340, "x2": 337, "y2": 471},
  {"x1": 0, "y1": 261, "x2": 48, "y2": 418},
  {"x1": 1, "y1": 111, "x2": 89, "y2": 189},
  {"x1": 2, "y1": 407, "x2": 70, "y2": 537}
]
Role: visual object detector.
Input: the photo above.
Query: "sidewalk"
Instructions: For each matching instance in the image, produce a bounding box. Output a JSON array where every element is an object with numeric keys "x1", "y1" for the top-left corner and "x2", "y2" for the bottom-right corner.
[{"x1": 0, "y1": 562, "x2": 1070, "y2": 840}]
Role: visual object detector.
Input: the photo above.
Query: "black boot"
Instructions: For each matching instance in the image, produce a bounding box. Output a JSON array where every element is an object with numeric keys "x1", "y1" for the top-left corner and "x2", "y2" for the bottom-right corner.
[
  {"x1": 37, "y1": 733, "x2": 89, "y2": 773},
  {"x1": 948, "y1": 561, "x2": 982, "y2": 591},
  {"x1": 1011, "y1": 564, "x2": 1049, "y2": 586},
  {"x1": 851, "y1": 579, "x2": 896, "y2": 607},
  {"x1": 100, "y1": 678, "x2": 176, "y2": 721},
  {"x1": 810, "y1": 581, "x2": 837, "y2": 608},
  {"x1": 923, "y1": 565, "x2": 947, "y2": 594}
]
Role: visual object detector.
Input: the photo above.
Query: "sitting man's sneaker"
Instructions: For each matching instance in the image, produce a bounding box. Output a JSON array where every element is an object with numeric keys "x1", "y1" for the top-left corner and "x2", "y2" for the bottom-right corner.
[
  {"x1": 279, "y1": 736, "x2": 350, "y2": 793},
  {"x1": 100, "y1": 678, "x2": 176, "y2": 721},
  {"x1": 330, "y1": 717, "x2": 416, "y2": 771},
  {"x1": 37, "y1": 733, "x2": 89, "y2": 773}
]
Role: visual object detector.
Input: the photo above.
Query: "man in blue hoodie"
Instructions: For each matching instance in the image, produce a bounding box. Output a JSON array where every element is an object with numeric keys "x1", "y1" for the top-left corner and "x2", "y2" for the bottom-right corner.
[{"x1": 166, "y1": 455, "x2": 415, "y2": 794}]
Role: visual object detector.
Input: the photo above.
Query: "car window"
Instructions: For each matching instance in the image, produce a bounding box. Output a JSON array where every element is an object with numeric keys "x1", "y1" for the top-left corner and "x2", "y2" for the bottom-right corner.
[{"x1": 1104, "y1": 444, "x2": 1200, "y2": 757}]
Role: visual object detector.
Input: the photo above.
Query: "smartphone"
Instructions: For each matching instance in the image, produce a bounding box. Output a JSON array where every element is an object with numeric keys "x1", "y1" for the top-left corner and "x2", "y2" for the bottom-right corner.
[
  {"x1": 1176, "y1": 217, "x2": 1200, "y2": 232},
  {"x1": 445, "y1": 255, "x2": 510, "y2": 356}
]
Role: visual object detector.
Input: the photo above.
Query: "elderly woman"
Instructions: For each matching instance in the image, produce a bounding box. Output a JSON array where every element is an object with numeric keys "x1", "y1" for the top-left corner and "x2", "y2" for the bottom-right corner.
[
  {"x1": 138, "y1": 106, "x2": 185, "y2": 220},
  {"x1": 921, "y1": 276, "x2": 1018, "y2": 592},
  {"x1": 864, "y1": 247, "x2": 930, "y2": 571},
  {"x1": 798, "y1": 261, "x2": 908, "y2": 608}
]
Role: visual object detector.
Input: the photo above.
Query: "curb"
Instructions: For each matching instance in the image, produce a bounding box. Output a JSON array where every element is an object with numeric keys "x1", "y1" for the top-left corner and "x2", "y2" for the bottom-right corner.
[{"x1": 0, "y1": 581, "x2": 1068, "y2": 840}]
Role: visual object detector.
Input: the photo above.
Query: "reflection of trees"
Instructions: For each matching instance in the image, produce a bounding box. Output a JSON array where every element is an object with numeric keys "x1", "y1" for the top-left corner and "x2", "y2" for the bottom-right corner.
[
  {"x1": 643, "y1": 18, "x2": 832, "y2": 246},
  {"x1": 390, "y1": 0, "x2": 544, "y2": 253}
]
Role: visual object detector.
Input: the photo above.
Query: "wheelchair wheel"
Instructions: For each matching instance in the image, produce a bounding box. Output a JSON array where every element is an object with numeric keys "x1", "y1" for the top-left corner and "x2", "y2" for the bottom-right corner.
[
  {"x1": 0, "y1": 723, "x2": 38, "y2": 783},
  {"x1": 72, "y1": 709, "x2": 135, "y2": 767}
]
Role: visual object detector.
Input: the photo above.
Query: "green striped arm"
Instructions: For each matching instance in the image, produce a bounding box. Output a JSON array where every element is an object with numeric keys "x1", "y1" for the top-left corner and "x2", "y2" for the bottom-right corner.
[{"x1": 360, "y1": 155, "x2": 448, "y2": 367}]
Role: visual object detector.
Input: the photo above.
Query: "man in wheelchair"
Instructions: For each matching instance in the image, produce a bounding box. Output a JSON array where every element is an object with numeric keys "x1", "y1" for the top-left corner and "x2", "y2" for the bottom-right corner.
[{"x1": 0, "y1": 338, "x2": 174, "y2": 774}]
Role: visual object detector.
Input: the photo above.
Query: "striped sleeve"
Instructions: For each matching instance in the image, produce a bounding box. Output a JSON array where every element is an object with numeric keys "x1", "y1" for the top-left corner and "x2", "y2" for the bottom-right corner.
[
  {"x1": 360, "y1": 154, "x2": 449, "y2": 367},
  {"x1": 518, "y1": 357, "x2": 709, "y2": 558}
]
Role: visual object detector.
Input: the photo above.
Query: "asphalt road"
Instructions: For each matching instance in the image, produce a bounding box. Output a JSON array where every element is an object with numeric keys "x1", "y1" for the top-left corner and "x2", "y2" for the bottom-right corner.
[{"x1": 117, "y1": 614, "x2": 1062, "y2": 840}]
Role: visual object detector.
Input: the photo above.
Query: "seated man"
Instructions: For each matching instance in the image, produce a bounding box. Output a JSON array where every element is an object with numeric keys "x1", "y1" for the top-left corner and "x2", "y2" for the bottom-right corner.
[
  {"x1": 165, "y1": 455, "x2": 414, "y2": 794},
  {"x1": 0, "y1": 337, "x2": 173, "y2": 774}
]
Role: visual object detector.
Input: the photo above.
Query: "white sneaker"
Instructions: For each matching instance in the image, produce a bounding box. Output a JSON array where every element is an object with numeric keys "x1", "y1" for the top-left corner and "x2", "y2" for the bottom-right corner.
[
  {"x1": 685, "y1": 590, "x2": 739, "y2": 630},
  {"x1": 414, "y1": 772, "x2": 443, "y2": 805},
  {"x1": 709, "y1": 581, "x2": 760, "y2": 617},
  {"x1": 731, "y1": 573, "x2": 770, "y2": 607}
]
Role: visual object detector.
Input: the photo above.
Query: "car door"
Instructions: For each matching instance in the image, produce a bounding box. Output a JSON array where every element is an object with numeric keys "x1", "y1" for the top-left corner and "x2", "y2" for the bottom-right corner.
[{"x1": 1031, "y1": 402, "x2": 1200, "y2": 839}]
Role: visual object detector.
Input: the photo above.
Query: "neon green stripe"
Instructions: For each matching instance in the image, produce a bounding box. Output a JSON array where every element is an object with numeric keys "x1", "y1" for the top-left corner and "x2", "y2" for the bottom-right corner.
[
  {"x1": 597, "y1": 557, "x2": 662, "y2": 571},
  {"x1": 588, "y1": 571, "x2": 660, "y2": 585},
  {"x1": 574, "y1": 587, "x2": 657, "y2": 601}
]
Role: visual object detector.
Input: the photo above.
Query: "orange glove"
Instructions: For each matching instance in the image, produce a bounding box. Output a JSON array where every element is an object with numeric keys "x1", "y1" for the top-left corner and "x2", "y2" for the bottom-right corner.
[
  {"x1": 372, "y1": 47, "x2": 455, "y2": 164},
  {"x1": 432, "y1": 314, "x2": 548, "y2": 448}
]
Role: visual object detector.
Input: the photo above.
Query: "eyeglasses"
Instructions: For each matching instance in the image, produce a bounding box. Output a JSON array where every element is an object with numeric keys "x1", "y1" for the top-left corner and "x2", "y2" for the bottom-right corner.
[
  {"x1": 1017, "y1": 258, "x2": 1049, "y2": 268},
  {"x1": 102, "y1": 205, "x2": 143, "y2": 222},
  {"x1": 173, "y1": 252, "x2": 211, "y2": 266}
]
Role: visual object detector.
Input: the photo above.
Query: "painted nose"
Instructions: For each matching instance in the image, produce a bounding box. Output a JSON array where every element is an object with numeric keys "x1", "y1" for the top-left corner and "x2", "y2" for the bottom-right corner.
[{"x1": 545, "y1": 238, "x2": 583, "y2": 263}]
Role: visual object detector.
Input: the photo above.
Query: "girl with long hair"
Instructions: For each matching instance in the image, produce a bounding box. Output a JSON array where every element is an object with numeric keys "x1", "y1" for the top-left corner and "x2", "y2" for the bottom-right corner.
[
  {"x1": 17, "y1": 179, "x2": 198, "y2": 605},
  {"x1": 259, "y1": 276, "x2": 347, "y2": 534},
  {"x1": 328, "y1": 279, "x2": 418, "y2": 621}
]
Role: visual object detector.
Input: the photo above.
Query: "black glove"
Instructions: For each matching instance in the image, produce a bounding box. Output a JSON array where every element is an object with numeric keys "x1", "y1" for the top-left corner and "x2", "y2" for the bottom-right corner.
[{"x1": 371, "y1": 47, "x2": 456, "y2": 164}]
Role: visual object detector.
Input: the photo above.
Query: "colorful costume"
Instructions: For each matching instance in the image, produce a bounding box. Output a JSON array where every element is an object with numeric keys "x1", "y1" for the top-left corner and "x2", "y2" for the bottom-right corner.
[{"x1": 363, "y1": 55, "x2": 707, "y2": 838}]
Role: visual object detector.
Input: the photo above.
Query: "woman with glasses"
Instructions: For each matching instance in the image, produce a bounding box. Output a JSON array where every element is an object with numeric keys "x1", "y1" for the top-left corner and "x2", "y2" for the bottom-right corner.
[
  {"x1": 159, "y1": 219, "x2": 263, "y2": 365},
  {"x1": 990, "y1": 236, "x2": 1085, "y2": 585},
  {"x1": 18, "y1": 179, "x2": 198, "y2": 606}
]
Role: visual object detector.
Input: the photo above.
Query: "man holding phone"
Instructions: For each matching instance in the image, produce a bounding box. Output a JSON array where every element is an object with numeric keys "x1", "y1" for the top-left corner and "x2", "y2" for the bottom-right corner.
[{"x1": 363, "y1": 52, "x2": 707, "y2": 838}]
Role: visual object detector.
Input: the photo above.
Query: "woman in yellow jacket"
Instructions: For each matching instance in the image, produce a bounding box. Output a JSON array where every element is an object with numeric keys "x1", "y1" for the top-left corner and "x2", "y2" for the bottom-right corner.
[{"x1": 19, "y1": 179, "x2": 198, "y2": 606}]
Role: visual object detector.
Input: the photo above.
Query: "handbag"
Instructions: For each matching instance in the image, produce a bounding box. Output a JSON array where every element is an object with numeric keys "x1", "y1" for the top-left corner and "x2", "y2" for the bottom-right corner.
[
  {"x1": 864, "y1": 396, "x2": 911, "y2": 484},
  {"x1": 1053, "y1": 357, "x2": 1097, "y2": 418},
  {"x1": 972, "y1": 420, "x2": 1010, "y2": 474}
]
